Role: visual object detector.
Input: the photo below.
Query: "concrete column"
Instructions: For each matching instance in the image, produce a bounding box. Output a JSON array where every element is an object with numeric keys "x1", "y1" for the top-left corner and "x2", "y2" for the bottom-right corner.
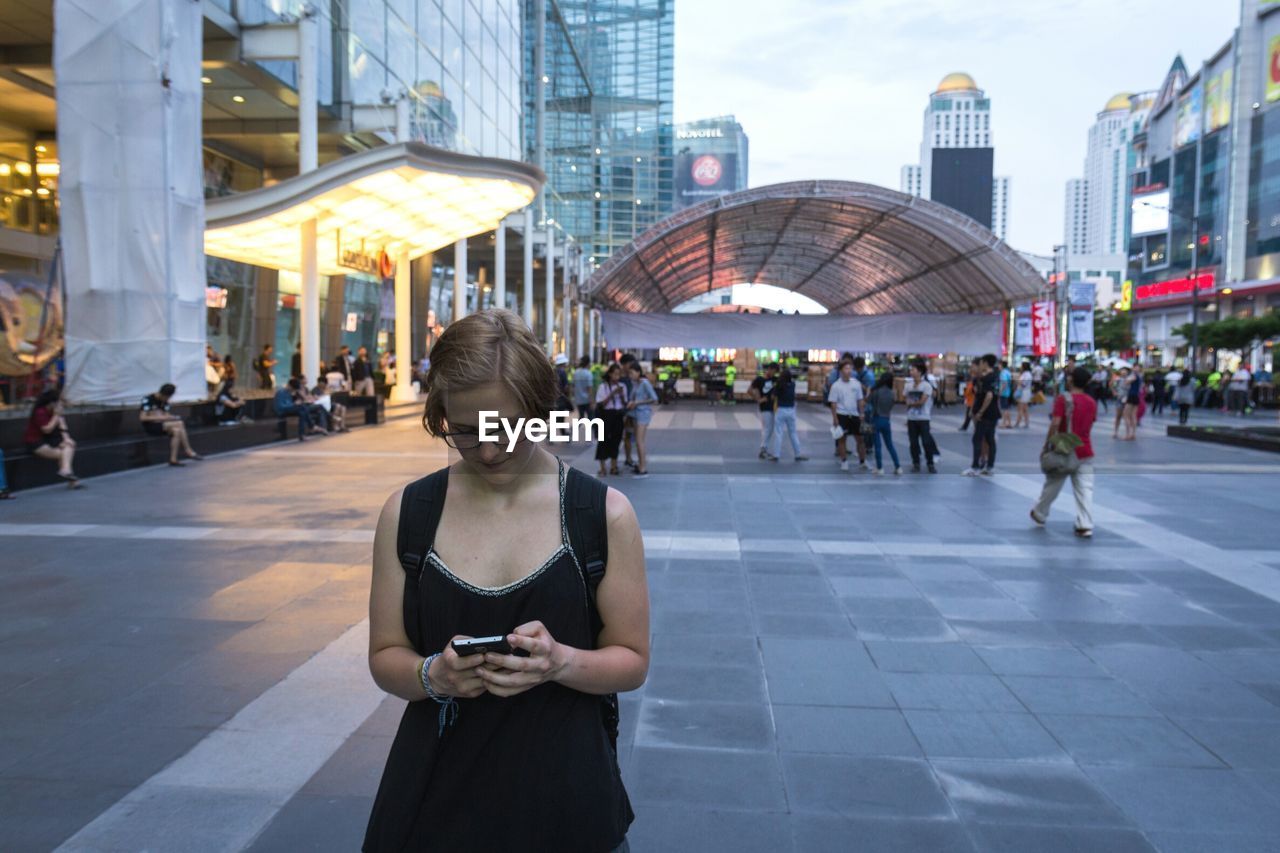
[
  {"x1": 588, "y1": 308, "x2": 597, "y2": 361},
  {"x1": 390, "y1": 249, "x2": 415, "y2": 402},
  {"x1": 453, "y1": 238, "x2": 468, "y2": 322},
  {"x1": 494, "y1": 222, "x2": 506, "y2": 311},
  {"x1": 298, "y1": 3, "x2": 321, "y2": 381},
  {"x1": 395, "y1": 92, "x2": 411, "y2": 144},
  {"x1": 1224, "y1": 0, "x2": 1260, "y2": 285},
  {"x1": 522, "y1": 207, "x2": 534, "y2": 328},
  {"x1": 545, "y1": 226, "x2": 555, "y2": 354}
]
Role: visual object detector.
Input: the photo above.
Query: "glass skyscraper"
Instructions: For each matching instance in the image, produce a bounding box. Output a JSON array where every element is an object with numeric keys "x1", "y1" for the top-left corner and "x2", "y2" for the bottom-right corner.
[{"x1": 525, "y1": 0, "x2": 675, "y2": 266}]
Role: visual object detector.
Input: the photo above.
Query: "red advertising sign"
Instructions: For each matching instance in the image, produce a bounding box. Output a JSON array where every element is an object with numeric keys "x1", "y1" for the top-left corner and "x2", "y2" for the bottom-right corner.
[
  {"x1": 1133, "y1": 271, "x2": 1215, "y2": 303},
  {"x1": 1031, "y1": 300, "x2": 1056, "y2": 356}
]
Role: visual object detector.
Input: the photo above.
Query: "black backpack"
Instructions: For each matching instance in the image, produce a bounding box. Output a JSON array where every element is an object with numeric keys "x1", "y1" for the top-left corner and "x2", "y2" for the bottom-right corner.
[{"x1": 395, "y1": 464, "x2": 620, "y2": 752}]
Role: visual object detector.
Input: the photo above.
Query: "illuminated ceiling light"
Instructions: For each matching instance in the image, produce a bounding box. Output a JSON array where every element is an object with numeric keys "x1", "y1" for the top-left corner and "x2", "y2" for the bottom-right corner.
[
  {"x1": 35, "y1": 187, "x2": 49, "y2": 196},
  {"x1": 635, "y1": 157, "x2": 641, "y2": 162},
  {"x1": 0, "y1": 164, "x2": 9, "y2": 176},
  {"x1": 635, "y1": 199, "x2": 642, "y2": 205},
  {"x1": 541, "y1": 75, "x2": 549, "y2": 83},
  {"x1": 201, "y1": 76, "x2": 213, "y2": 84},
  {"x1": 547, "y1": 218, "x2": 555, "y2": 224},
  {"x1": 15, "y1": 162, "x2": 31, "y2": 176},
  {"x1": 204, "y1": 143, "x2": 541, "y2": 275},
  {"x1": 1222, "y1": 287, "x2": 1233, "y2": 295},
  {"x1": 593, "y1": 191, "x2": 601, "y2": 198},
  {"x1": 232, "y1": 94, "x2": 246, "y2": 103},
  {"x1": 594, "y1": 148, "x2": 601, "y2": 155},
  {"x1": 36, "y1": 163, "x2": 59, "y2": 177},
  {"x1": 34, "y1": 144, "x2": 46, "y2": 153}
]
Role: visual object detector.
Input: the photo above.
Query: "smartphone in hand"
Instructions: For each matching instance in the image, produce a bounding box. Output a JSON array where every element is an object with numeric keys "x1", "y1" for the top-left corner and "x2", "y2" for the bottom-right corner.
[{"x1": 452, "y1": 636, "x2": 521, "y2": 657}]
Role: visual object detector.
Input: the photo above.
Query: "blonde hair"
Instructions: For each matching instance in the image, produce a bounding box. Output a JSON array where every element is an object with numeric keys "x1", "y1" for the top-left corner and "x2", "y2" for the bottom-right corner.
[{"x1": 421, "y1": 308, "x2": 558, "y2": 437}]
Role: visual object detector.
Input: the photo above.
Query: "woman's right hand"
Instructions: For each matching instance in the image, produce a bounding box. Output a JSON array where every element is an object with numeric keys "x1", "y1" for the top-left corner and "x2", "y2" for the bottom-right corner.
[{"x1": 428, "y1": 636, "x2": 488, "y2": 699}]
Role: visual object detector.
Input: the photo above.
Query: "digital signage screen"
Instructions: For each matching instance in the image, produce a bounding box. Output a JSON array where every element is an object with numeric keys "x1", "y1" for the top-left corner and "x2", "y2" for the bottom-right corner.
[{"x1": 1131, "y1": 190, "x2": 1170, "y2": 237}]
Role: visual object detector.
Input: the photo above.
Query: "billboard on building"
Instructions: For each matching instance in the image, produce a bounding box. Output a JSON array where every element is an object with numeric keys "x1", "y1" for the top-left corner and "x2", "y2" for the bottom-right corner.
[
  {"x1": 1131, "y1": 190, "x2": 1170, "y2": 236},
  {"x1": 1204, "y1": 69, "x2": 1232, "y2": 134},
  {"x1": 675, "y1": 151, "x2": 738, "y2": 209},
  {"x1": 1268, "y1": 35, "x2": 1280, "y2": 103},
  {"x1": 1175, "y1": 85, "x2": 1202, "y2": 148},
  {"x1": 930, "y1": 147, "x2": 994, "y2": 228},
  {"x1": 1013, "y1": 304, "x2": 1032, "y2": 348},
  {"x1": 1068, "y1": 282, "x2": 1096, "y2": 353}
]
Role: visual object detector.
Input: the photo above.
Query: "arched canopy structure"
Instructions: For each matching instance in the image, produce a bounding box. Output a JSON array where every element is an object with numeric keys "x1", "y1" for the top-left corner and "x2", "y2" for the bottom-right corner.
[{"x1": 584, "y1": 181, "x2": 1044, "y2": 315}]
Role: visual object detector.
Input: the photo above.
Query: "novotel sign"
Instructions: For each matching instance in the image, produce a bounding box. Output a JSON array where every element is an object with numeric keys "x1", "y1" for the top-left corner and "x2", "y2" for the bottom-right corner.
[
  {"x1": 677, "y1": 128, "x2": 725, "y2": 139},
  {"x1": 1134, "y1": 271, "x2": 1216, "y2": 303}
]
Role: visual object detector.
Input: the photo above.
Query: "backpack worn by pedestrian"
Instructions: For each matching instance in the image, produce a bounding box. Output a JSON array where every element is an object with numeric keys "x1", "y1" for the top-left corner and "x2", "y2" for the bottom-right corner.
[
  {"x1": 395, "y1": 466, "x2": 621, "y2": 751},
  {"x1": 1040, "y1": 393, "x2": 1083, "y2": 475}
]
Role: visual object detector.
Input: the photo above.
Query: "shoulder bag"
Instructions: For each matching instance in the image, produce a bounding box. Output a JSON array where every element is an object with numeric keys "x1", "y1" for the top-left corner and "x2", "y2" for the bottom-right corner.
[{"x1": 1040, "y1": 393, "x2": 1083, "y2": 475}]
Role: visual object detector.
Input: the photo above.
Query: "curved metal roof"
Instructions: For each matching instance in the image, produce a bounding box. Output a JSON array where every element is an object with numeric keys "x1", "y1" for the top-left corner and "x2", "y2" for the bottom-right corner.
[{"x1": 584, "y1": 181, "x2": 1044, "y2": 315}]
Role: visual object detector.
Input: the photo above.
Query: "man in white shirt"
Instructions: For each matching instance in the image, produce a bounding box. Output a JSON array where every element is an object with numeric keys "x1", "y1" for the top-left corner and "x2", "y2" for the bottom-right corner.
[
  {"x1": 1228, "y1": 364, "x2": 1253, "y2": 415},
  {"x1": 905, "y1": 359, "x2": 940, "y2": 473},
  {"x1": 828, "y1": 360, "x2": 866, "y2": 472}
]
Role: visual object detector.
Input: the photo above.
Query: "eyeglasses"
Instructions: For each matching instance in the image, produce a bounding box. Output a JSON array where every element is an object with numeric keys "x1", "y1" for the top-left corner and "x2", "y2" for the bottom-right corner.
[{"x1": 441, "y1": 430, "x2": 483, "y2": 450}]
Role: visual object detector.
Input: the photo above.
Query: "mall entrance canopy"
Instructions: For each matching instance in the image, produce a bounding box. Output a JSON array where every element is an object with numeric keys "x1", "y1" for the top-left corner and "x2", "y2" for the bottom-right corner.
[
  {"x1": 585, "y1": 181, "x2": 1044, "y2": 354},
  {"x1": 204, "y1": 142, "x2": 542, "y2": 399}
]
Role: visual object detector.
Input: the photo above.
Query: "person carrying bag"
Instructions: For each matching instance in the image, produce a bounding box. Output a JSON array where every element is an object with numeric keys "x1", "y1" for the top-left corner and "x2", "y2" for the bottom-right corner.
[{"x1": 1030, "y1": 366, "x2": 1097, "y2": 538}]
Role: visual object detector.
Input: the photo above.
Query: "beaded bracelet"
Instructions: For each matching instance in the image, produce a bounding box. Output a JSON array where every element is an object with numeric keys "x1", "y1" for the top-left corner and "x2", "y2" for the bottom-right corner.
[{"x1": 420, "y1": 653, "x2": 459, "y2": 737}]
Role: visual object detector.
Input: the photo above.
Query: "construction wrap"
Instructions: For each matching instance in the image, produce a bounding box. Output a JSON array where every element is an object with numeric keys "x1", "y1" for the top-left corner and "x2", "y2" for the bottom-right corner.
[
  {"x1": 57, "y1": 0, "x2": 206, "y2": 403},
  {"x1": 599, "y1": 311, "x2": 1002, "y2": 355}
]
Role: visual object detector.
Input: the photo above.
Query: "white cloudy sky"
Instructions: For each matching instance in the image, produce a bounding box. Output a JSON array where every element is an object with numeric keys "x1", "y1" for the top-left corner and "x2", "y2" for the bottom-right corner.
[{"x1": 675, "y1": 0, "x2": 1240, "y2": 256}]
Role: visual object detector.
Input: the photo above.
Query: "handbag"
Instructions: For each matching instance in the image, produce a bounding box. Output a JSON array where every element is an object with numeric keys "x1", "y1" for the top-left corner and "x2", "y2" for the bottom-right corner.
[{"x1": 1040, "y1": 393, "x2": 1083, "y2": 475}]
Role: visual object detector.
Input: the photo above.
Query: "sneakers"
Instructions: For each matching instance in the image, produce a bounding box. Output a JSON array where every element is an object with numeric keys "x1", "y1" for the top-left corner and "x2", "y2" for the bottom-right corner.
[
  {"x1": 872, "y1": 468, "x2": 884, "y2": 476},
  {"x1": 758, "y1": 448, "x2": 768, "y2": 459},
  {"x1": 1074, "y1": 527, "x2": 1093, "y2": 539},
  {"x1": 859, "y1": 462, "x2": 869, "y2": 471},
  {"x1": 840, "y1": 460, "x2": 850, "y2": 472},
  {"x1": 1030, "y1": 508, "x2": 1046, "y2": 526},
  {"x1": 795, "y1": 456, "x2": 809, "y2": 462},
  {"x1": 927, "y1": 463, "x2": 937, "y2": 474},
  {"x1": 961, "y1": 468, "x2": 979, "y2": 477},
  {"x1": 893, "y1": 467, "x2": 902, "y2": 476},
  {"x1": 911, "y1": 463, "x2": 921, "y2": 473},
  {"x1": 979, "y1": 468, "x2": 994, "y2": 477},
  {"x1": 633, "y1": 470, "x2": 649, "y2": 479},
  {"x1": 765, "y1": 453, "x2": 779, "y2": 462}
]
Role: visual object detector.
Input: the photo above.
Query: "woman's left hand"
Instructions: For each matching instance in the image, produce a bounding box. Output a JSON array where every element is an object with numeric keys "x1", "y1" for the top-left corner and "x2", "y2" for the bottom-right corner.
[{"x1": 478, "y1": 620, "x2": 570, "y2": 698}]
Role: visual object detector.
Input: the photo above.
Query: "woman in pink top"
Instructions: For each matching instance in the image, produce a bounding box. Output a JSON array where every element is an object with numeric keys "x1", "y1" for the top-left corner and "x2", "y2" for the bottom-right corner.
[{"x1": 1030, "y1": 366, "x2": 1097, "y2": 538}]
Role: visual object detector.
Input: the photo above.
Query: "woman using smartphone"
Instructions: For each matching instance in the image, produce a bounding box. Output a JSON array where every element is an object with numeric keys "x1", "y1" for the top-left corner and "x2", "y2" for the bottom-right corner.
[
  {"x1": 364, "y1": 309, "x2": 649, "y2": 852},
  {"x1": 594, "y1": 362, "x2": 629, "y2": 476}
]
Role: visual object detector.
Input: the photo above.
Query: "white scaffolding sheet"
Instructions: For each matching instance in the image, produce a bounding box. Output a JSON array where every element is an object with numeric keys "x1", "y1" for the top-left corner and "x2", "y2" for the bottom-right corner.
[{"x1": 600, "y1": 311, "x2": 1001, "y2": 355}]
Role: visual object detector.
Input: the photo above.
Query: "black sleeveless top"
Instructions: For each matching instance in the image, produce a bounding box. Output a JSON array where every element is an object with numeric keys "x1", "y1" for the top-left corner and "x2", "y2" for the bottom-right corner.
[{"x1": 363, "y1": 460, "x2": 633, "y2": 852}]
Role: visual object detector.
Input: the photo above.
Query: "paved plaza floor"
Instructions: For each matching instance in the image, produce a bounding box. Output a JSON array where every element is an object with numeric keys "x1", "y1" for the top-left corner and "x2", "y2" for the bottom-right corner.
[{"x1": 4, "y1": 400, "x2": 1280, "y2": 851}]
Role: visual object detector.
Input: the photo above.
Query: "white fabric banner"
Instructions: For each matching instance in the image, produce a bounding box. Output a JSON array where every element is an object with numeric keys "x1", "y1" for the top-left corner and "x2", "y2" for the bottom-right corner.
[
  {"x1": 58, "y1": 0, "x2": 207, "y2": 403},
  {"x1": 600, "y1": 311, "x2": 1001, "y2": 354}
]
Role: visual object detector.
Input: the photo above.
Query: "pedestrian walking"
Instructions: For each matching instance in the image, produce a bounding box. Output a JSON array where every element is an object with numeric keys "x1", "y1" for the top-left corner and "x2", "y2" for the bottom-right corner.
[
  {"x1": 867, "y1": 371, "x2": 902, "y2": 475},
  {"x1": 253, "y1": 343, "x2": 277, "y2": 389},
  {"x1": 1150, "y1": 368, "x2": 1167, "y2": 416},
  {"x1": 905, "y1": 359, "x2": 939, "y2": 473},
  {"x1": 767, "y1": 368, "x2": 807, "y2": 462},
  {"x1": 959, "y1": 357, "x2": 980, "y2": 432},
  {"x1": 364, "y1": 308, "x2": 647, "y2": 853},
  {"x1": 998, "y1": 360, "x2": 1014, "y2": 428},
  {"x1": 1118, "y1": 367, "x2": 1141, "y2": 440},
  {"x1": 1172, "y1": 370, "x2": 1196, "y2": 424},
  {"x1": 828, "y1": 360, "x2": 866, "y2": 473},
  {"x1": 352, "y1": 346, "x2": 376, "y2": 396},
  {"x1": 626, "y1": 362, "x2": 657, "y2": 478},
  {"x1": 332, "y1": 345, "x2": 354, "y2": 387},
  {"x1": 23, "y1": 388, "x2": 82, "y2": 488},
  {"x1": 1013, "y1": 361, "x2": 1033, "y2": 428},
  {"x1": 963, "y1": 353, "x2": 1000, "y2": 476},
  {"x1": 595, "y1": 362, "x2": 628, "y2": 476},
  {"x1": 749, "y1": 362, "x2": 778, "y2": 458},
  {"x1": 1228, "y1": 363, "x2": 1253, "y2": 415},
  {"x1": 572, "y1": 356, "x2": 594, "y2": 420},
  {"x1": 1031, "y1": 366, "x2": 1098, "y2": 538}
]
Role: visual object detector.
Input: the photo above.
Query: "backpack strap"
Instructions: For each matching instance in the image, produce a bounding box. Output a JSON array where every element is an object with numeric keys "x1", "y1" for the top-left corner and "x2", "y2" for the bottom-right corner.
[
  {"x1": 564, "y1": 466, "x2": 620, "y2": 754},
  {"x1": 396, "y1": 467, "x2": 450, "y2": 653}
]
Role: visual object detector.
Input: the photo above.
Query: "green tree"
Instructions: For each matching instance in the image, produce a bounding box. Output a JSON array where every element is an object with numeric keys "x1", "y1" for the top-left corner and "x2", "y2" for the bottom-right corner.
[{"x1": 1093, "y1": 309, "x2": 1134, "y2": 352}]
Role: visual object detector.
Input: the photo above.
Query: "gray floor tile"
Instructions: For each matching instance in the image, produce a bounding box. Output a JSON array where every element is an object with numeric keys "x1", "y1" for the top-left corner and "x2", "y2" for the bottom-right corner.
[
  {"x1": 635, "y1": 698, "x2": 775, "y2": 751},
  {"x1": 781, "y1": 754, "x2": 954, "y2": 819},
  {"x1": 932, "y1": 760, "x2": 1133, "y2": 827},
  {"x1": 625, "y1": 806, "x2": 793, "y2": 853},
  {"x1": 967, "y1": 823, "x2": 1158, "y2": 853},
  {"x1": 246, "y1": 794, "x2": 372, "y2": 852},
  {"x1": 865, "y1": 641, "x2": 992, "y2": 674},
  {"x1": 791, "y1": 815, "x2": 976, "y2": 853},
  {"x1": 627, "y1": 746, "x2": 787, "y2": 812},
  {"x1": 974, "y1": 646, "x2": 1109, "y2": 677},
  {"x1": 903, "y1": 710, "x2": 1066, "y2": 760},
  {"x1": 1085, "y1": 766, "x2": 1280, "y2": 833},
  {"x1": 1036, "y1": 715, "x2": 1225, "y2": 768},
  {"x1": 773, "y1": 706, "x2": 921, "y2": 757},
  {"x1": 884, "y1": 673, "x2": 1024, "y2": 712},
  {"x1": 850, "y1": 617, "x2": 960, "y2": 643},
  {"x1": 643, "y1": 663, "x2": 768, "y2": 704},
  {"x1": 1171, "y1": 717, "x2": 1280, "y2": 769},
  {"x1": 1000, "y1": 676, "x2": 1160, "y2": 717}
]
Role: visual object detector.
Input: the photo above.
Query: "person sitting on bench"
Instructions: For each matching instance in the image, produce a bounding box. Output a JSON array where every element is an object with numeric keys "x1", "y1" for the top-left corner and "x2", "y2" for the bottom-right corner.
[
  {"x1": 214, "y1": 378, "x2": 249, "y2": 425},
  {"x1": 311, "y1": 376, "x2": 349, "y2": 432},
  {"x1": 141, "y1": 383, "x2": 202, "y2": 467},
  {"x1": 23, "y1": 388, "x2": 83, "y2": 488},
  {"x1": 274, "y1": 377, "x2": 323, "y2": 439}
]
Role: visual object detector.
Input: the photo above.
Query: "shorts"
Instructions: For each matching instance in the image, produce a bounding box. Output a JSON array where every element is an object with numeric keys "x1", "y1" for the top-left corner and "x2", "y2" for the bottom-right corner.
[
  {"x1": 999, "y1": 396, "x2": 1013, "y2": 411},
  {"x1": 633, "y1": 406, "x2": 653, "y2": 426},
  {"x1": 837, "y1": 414, "x2": 861, "y2": 436}
]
